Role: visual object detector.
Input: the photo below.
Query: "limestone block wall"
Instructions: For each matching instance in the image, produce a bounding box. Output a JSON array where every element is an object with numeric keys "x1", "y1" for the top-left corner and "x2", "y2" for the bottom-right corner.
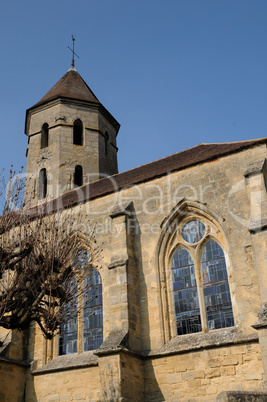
[
  {"x1": 0, "y1": 361, "x2": 27, "y2": 402},
  {"x1": 145, "y1": 342, "x2": 264, "y2": 401},
  {"x1": 28, "y1": 365, "x2": 101, "y2": 401}
]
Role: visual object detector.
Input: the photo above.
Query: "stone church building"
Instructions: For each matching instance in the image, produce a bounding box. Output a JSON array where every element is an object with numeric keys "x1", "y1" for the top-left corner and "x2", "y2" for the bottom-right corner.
[{"x1": 1, "y1": 67, "x2": 267, "y2": 401}]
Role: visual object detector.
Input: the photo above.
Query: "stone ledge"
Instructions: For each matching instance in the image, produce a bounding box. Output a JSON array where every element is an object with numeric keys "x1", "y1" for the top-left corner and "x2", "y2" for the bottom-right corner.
[
  {"x1": 252, "y1": 303, "x2": 267, "y2": 329},
  {"x1": 32, "y1": 351, "x2": 98, "y2": 375},
  {"x1": 249, "y1": 219, "x2": 267, "y2": 234},
  {"x1": 109, "y1": 201, "x2": 134, "y2": 218},
  {"x1": 108, "y1": 259, "x2": 128, "y2": 270},
  {"x1": 244, "y1": 158, "x2": 267, "y2": 177},
  {"x1": 148, "y1": 328, "x2": 259, "y2": 357},
  {"x1": 94, "y1": 330, "x2": 130, "y2": 356},
  {"x1": 0, "y1": 356, "x2": 29, "y2": 368}
]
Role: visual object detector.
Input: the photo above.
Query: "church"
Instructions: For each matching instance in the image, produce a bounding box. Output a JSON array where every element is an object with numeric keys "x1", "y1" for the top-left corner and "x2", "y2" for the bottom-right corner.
[{"x1": 0, "y1": 64, "x2": 267, "y2": 401}]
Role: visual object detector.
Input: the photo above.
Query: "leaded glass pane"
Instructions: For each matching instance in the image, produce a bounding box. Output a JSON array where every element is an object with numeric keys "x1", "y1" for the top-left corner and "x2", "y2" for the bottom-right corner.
[
  {"x1": 74, "y1": 249, "x2": 90, "y2": 271},
  {"x1": 83, "y1": 268, "x2": 103, "y2": 351},
  {"x1": 59, "y1": 278, "x2": 78, "y2": 355},
  {"x1": 171, "y1": 247, "x2": 201, "y2": 335},
  {"x1": 201, "y1": 240, "x2": 234, "y2": 330},
  {"x1": 182, "y1": 220, "x2": 206, "y2": 244}
]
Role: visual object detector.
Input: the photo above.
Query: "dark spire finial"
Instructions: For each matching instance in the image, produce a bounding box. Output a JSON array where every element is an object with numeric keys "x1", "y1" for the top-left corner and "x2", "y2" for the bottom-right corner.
[{"x1": 67, "y1": 34, "x2": 80, "y2": 68}]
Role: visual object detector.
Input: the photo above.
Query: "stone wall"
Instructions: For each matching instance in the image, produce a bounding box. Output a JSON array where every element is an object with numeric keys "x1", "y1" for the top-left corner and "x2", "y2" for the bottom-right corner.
[
  {"x1": 145, "y1": 342, "x2": 264, "y2": 401},
  {"x1": 0, "y1": 360, "x2": 27, "y2": 402}
]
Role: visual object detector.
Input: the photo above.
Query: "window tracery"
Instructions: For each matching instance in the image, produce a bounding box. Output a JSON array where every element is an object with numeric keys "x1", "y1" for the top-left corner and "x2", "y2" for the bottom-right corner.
[{"x1": 170, "y1": 218, "x2": 234, "y2": 336}]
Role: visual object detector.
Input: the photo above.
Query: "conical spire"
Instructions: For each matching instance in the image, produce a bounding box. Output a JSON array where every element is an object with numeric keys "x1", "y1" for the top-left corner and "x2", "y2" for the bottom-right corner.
[{"x1": 31, "y1": 68, "x2": 100, "y2": 109}]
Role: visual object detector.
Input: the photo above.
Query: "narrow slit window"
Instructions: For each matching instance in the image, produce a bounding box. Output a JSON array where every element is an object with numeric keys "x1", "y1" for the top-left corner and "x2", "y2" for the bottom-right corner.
[
  {"x1": 74, "y1": 165, "x2": 83, "y2": 187},
  {"x1": 73, "y1": 119, "x2": 83, "y2": 145},
  {"x1": 41, "y1": 123, "x2": 49, "y2": 149},
  {"x1": 38, "y1": 168, "x2": 47, "y2": 199}
]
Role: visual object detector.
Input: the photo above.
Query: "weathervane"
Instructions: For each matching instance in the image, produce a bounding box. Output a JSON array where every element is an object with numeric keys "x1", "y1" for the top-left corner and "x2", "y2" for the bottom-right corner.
[{"x1": 68, "y1": 35, "x2": 80, "y2": 68}]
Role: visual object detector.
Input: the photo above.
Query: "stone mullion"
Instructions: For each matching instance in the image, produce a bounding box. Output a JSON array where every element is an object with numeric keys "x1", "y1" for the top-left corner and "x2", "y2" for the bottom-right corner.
[{"x1": 194, "y1": 246, "x2": 208, "y2": 333}]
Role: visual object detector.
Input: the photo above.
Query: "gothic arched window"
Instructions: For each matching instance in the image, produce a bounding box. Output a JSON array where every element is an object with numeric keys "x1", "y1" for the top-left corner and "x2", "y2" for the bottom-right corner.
[
  {"x1": 73, "y1": 119, "x2": 83, "y2": 146},
  {"x1": 59, "y1": 251, "x2": 103, "y2": 355},
  {"x1": 170, "y1": 219, "x2": 234, "y2": 336},
  {"x1": 38, "y1": 168, "x2": 47, "y2": 199},
  {"x1": 74, "y1": 165, "x2": 83, "y2": 187},
  {"x1": 41, "y1": 123, "x2": 49, "y2": 149}
]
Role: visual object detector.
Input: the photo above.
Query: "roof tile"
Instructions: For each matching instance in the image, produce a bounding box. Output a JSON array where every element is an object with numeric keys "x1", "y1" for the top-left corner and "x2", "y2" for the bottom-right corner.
[{"x1": 31, "y1": 68, "x2": 100, "y2": 109}]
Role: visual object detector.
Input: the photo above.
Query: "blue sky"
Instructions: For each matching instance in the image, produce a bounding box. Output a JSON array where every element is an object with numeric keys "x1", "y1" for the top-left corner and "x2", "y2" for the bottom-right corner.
[{"x1": 1, "y1": 0, "x2": 267, "y2": 174}]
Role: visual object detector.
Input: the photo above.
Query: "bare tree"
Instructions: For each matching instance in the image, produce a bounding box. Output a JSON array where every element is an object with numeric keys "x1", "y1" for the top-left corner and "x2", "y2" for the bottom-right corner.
[{"x1": 0, "y1": 167, "x2": 101, "y2": 339}]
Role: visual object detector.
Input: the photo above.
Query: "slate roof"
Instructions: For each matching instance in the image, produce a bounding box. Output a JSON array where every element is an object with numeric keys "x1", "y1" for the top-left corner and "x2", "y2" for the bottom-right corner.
[
  {"x1": 32, "y1": 68, "x2": 100, "y2": 109},
  {"x1": 25, "y1": 68, "x2": 120, "y2": 134},
  {"x1": 36, "y1": 137, "x2": 266, "y2": 213}
]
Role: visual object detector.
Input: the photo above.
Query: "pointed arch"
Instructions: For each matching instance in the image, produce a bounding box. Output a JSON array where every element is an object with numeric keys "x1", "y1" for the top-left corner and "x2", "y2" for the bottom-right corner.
[{"x1": 156, "y1": 199, "x2": 234, "y2": 342}]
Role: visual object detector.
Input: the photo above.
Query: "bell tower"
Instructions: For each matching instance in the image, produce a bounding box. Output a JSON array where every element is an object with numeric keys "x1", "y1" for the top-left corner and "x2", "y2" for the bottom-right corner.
[{"x1": 24, "y1": 68, "x2": 120, "y2": 206}]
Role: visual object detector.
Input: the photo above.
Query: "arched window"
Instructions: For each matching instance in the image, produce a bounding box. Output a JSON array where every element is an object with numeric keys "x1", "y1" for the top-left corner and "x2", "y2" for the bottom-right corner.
[
  {"x1": 38, "y1": 168, "x2": 47, "y2": 199},
  {"x1": 73, "y1": 119, "x2": 83, "y2": 145},
  {"x1": 74, "y1": 165, "x2": 83, "y2": 187},
  {"x1": 59, "y1": 251, "x2": 103, "y2": 355},
  {"x1": 170, "y1": 219, "x2": 234, "y2": 336},
  {"x1": 41, "y1": 123, "x2": 49, "y2": 149},
  {"x1": 83, "y1": 268, "x2": 103, "y2": 351}
]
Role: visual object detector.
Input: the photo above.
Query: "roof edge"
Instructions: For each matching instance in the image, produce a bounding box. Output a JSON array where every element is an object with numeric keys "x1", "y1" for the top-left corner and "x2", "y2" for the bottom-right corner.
[
  {"x1": 28, "y1": 137, "x2": 267, "y2": 216},
  {"x1": 25, "y1": 97, "x2": 120, "y2": 135}
]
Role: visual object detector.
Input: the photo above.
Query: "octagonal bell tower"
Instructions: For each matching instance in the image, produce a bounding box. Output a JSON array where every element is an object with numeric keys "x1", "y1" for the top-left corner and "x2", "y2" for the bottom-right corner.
[{"x1": 24, "y1": 67, "x2": 120, "y2": 206}]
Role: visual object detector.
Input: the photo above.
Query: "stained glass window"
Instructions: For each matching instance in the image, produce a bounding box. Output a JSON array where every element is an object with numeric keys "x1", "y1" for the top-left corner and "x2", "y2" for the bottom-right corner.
[
  {"x1": 171, "y1": 218, "x2": 234, "y2": 337},
  {"x1": 182, "y1": 220, "x2": 206, "y2": 244},
  {"x1": 171, "y1": 247, "x2": 201, "y2": 335},
  {"x1": 83, "y1": 268, "x2": 103, "y2": 351},
  {"x1": 59, "y1": 251, "x2": 103, "y2": 355},
  {"x1": 59, "y1": 278, "x2": 78, "y2": 355},
  {"x1": 201, "y1": 240, "x2": 234, "y2": 330}
]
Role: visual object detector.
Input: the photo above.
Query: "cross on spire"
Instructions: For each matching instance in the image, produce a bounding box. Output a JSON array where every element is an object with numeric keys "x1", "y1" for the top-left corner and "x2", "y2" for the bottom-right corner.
[{"x1": 68, "y1": 34, "x2": 80, "y2": 68}]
